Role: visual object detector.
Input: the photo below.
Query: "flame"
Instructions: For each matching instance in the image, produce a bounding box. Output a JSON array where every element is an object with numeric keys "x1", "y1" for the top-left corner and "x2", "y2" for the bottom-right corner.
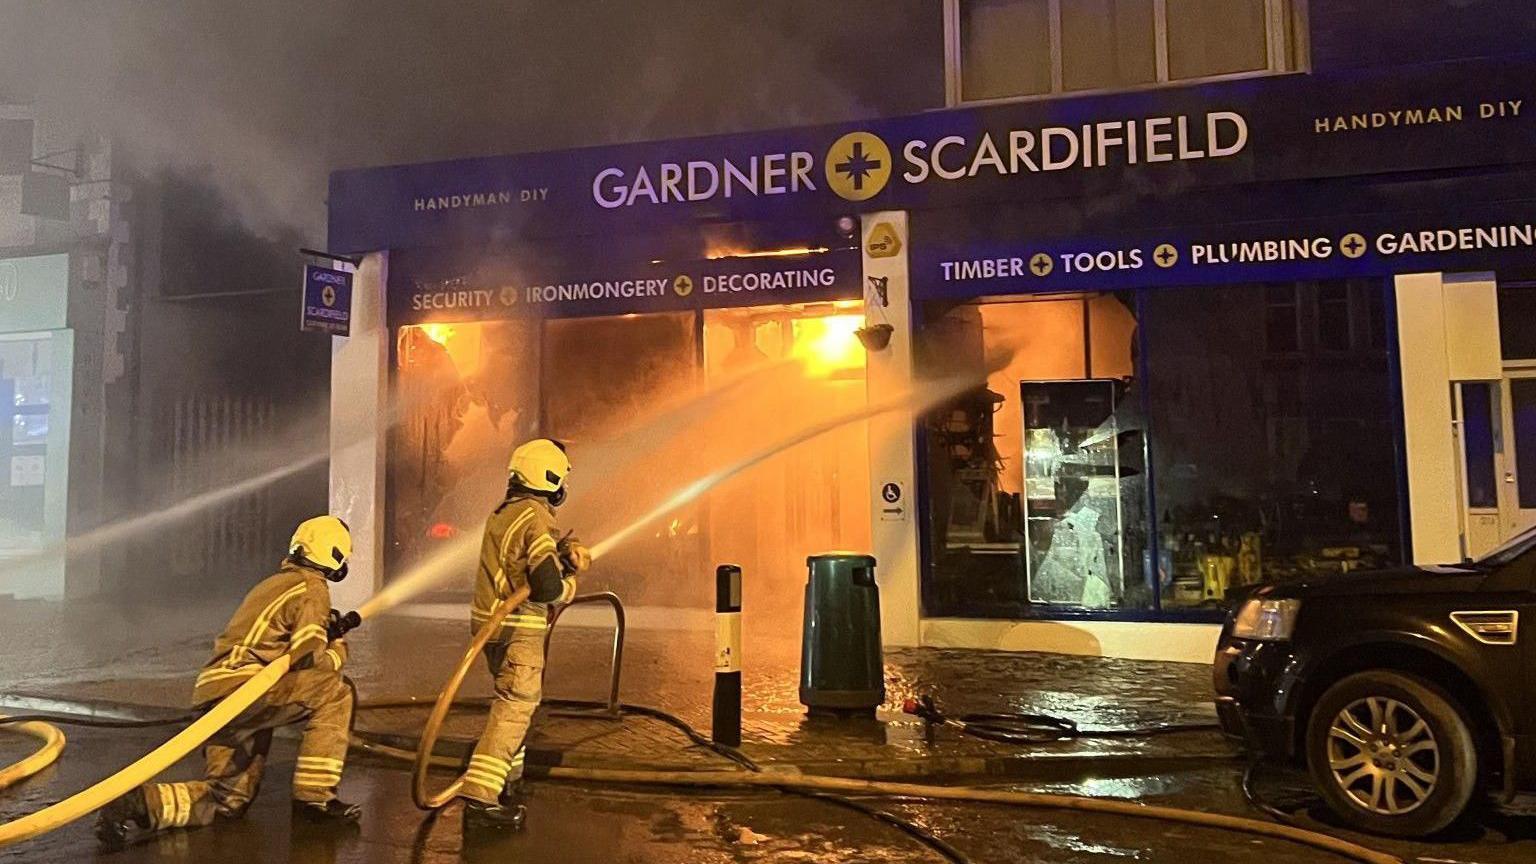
[
  {"x1": 792, "y1": 314, "x2": 866, "y2": 378},
  {"x1": 705, "y1": 245, "x2": 829, "y2": 261},
  {"x1": 419, "y1": 323, "x2": 455, "y2": 346}
]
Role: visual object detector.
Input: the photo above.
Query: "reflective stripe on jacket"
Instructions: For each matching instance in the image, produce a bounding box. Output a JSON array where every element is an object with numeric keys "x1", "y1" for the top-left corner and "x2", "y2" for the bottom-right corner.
[
  {"x1": 471, "y1": 496, "x2": 576, "y2": 640},
  {"x1": 192, "y1": 563, "x2": 345, "y2": 705}
]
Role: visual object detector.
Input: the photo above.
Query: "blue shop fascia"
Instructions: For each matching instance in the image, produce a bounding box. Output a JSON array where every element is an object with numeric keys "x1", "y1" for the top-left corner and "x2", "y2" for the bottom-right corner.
[{"x1": 329, "y1": 52, "x2": 1536, "y2": 646}]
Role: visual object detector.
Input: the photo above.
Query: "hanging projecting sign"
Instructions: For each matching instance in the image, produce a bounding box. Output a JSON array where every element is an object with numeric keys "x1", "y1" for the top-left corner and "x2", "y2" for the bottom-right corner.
[{"x1": 301, "y1": 264, "x2": 353, "y2": 336}]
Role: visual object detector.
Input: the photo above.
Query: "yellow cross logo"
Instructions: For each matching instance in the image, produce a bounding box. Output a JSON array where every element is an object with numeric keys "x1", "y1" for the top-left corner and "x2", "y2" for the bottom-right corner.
[
  {"x1": 825, "y1": 132, "x2": 892, "y2": 202},
  {"x1": 673, "y1": 274, "x2": 694, "y2": 297}
]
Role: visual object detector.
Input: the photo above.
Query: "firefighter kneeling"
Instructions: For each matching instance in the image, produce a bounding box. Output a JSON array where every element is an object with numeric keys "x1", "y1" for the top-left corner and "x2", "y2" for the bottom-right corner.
[
  {"x1": 461, "y1": 438, "x2": 591, "y2": 834},
  {"x1": 96, "y1": 516, "x2": 364, "y2": 848}
]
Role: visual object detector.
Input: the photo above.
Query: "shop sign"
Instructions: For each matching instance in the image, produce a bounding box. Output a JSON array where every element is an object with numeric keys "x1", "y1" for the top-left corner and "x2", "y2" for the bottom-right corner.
[
  {"x1": 389, "y1": 246, "x2": 861, "y2": 325},
  {"x1": 301, "y1": 264, "x2": 353, "y2": 336},
  {"x1": 865, "y1": 222, "x2": 903, "y2": 259},
  {"x1": 331, "y1": 56, "x2": 1536, "y2": 252},
  {"x1": 913, "y1": 202, "x2": 1536, "y2": 298},
  {"x1": 0, "y1": 253, "x2": 67, "y2": 334}
]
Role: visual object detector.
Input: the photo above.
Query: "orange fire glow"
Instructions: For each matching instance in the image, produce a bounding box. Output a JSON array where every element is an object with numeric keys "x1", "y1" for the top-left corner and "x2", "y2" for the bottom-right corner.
[
  {"x1": 419, "y1": 323, "x2": 455, "y2": 346},
  {"x1": 792, "y1": 314, "x2": 865, "y2": 378},
  {"x1": 704, "y1": 245, "x2": 829, "y2": 261}
]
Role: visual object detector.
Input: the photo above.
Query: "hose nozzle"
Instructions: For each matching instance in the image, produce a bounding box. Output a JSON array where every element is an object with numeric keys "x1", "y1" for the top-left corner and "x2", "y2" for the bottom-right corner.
[{"x1": 327, "y1": 609, "x2": 362, "y2": 641}]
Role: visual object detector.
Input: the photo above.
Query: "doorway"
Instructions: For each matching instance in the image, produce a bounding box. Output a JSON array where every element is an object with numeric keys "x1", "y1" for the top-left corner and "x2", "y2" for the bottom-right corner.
[{"x1": 1501, "y1": 370, "x2": 1536, "y2": 538}]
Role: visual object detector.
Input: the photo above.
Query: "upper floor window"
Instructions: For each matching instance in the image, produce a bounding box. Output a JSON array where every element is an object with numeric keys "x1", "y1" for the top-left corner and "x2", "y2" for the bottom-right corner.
[{"x1": 947, "y1": 0, "x2": 1299, "y2": 105}]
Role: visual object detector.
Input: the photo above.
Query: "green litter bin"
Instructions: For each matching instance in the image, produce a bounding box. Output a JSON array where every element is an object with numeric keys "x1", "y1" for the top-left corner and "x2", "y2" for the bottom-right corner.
[{"x1": 799, "y1": 553, "x2": 884, "y2": 715}]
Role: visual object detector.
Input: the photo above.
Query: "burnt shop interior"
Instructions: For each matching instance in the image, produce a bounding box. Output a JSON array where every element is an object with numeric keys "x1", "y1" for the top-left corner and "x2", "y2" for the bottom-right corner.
[{"x1": 384, "y1": 221, "x2": 871, "y2": 622}]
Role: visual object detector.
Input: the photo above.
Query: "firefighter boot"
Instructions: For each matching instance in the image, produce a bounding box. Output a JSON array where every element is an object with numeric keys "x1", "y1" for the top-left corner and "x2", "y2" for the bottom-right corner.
[
  {"x1": 463, "y1": 798, "x2": 526, "y2": 834},
  {"x1": 500, "y1": 777, "x2": 532, "y2": 808},
  {"x1": 95, "y1": 787, "x2": 151, "y2": 849},
  {"x1": 293, "y1": 798, "x2": 363, "y2": 823}
]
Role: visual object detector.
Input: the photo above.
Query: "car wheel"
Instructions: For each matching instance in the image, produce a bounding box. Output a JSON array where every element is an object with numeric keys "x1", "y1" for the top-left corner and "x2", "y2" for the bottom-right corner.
[{"x1": 1305, "y1": 670, "x2": 1477, "y2": 837}]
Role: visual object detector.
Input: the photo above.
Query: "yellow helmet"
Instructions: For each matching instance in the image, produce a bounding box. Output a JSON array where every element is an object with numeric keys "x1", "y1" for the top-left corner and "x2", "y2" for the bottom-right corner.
[
  {"x1": 508, "y1": 438, "x2": 572, "y2": 499},
  {"x1": 289, "y1": 515, "x2": 353, "y2": 580}
]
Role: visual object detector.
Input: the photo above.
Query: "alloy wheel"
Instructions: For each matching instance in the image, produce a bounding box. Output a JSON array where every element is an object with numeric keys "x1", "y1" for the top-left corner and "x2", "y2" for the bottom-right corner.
[{"x1": 1327, "y1": 696, "x2": 1440, "y2": 815}]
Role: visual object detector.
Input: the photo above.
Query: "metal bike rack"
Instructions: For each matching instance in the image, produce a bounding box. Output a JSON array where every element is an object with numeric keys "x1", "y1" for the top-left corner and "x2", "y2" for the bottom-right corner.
[{"x1": 542, "y1": 592, "x2": 626, "y2": 719}]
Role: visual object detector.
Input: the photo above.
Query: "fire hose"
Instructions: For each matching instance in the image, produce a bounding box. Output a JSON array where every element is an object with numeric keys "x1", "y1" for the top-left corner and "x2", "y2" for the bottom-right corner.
[
  {"x1": 0, "y1": 718, "x2": 65, "y2": 794},
  {"x1": 0, "y1": 596, "x2": 1403, "y2": 864}
]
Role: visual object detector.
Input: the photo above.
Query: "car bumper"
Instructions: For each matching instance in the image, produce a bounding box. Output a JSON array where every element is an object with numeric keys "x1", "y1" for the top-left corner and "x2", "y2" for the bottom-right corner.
[{"x1": 1213, "y1": 638, "x2": 1304, "y2": 760}]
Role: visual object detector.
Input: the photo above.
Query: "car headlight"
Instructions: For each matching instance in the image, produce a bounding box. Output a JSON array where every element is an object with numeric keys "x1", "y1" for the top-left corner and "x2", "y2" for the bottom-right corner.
[{"x1": 1231, "y1": 598, "x2": 1301, "y2": 641}]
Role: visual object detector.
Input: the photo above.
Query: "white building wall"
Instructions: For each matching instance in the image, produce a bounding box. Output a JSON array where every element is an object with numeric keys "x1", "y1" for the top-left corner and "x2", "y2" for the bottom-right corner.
[
  {"x1": 328, "y1": 252, "x2": 389, "y2": 610},
  {"x1": 862, "y1": 211, "x2": 922, "y2": 647},
  {"x1": 1395, "y1": 272, "x2": 1502, "y2": 565}
]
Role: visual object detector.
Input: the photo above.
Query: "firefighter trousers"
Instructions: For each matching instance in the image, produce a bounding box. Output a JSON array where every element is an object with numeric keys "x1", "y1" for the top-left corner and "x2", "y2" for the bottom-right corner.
[
  {"x1": 461, "y1": 625, "x2": 546, "y2": 804},
  {"x1": 142, "y1": 667, "x2": 353, "y2": 830}
]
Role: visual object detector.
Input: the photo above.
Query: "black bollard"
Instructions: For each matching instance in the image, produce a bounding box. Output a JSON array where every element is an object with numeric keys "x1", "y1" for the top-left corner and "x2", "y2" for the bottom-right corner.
[{"x1": 712, "y1": 564, "x2": 743, "y2": 747}]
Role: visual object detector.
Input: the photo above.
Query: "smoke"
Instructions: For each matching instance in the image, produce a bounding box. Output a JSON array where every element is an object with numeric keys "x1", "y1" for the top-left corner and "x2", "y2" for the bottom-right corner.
[{"x1": 0, "y1": 0, "x2": 942, "y2": 238}]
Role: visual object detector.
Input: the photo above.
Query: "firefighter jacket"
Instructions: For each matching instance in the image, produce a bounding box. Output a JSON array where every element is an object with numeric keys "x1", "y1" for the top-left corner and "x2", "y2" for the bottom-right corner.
[
  {"x1": 192, "y1": 562, "x2": 348, "y2": 706},
  {"x1": 471, "y1": 495, "x2": 578, "y2": 641}
]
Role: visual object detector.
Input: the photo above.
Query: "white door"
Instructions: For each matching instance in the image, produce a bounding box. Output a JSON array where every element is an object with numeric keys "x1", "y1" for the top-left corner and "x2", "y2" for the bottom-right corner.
[
  {"x1": 1453, "y1": 382, "x2": 1503, "y2": 558},
  {"x1": 1500, "y1": 370, "x2": 1536, "y2": 537}
]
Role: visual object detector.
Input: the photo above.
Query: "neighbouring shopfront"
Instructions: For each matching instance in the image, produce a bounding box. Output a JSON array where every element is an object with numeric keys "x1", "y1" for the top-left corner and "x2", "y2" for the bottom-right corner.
[
  {"x1": 0, "y1": 253, "x2": 72, "y2": 598},
  {"x1": 326, "y1": 50, "x2": 1536, "y2": 660}
]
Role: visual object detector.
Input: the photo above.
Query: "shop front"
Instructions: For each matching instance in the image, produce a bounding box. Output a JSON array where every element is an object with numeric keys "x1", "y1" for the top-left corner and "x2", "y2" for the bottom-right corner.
[
  {"x1": 327, "y1": 52, "x2": 1536, "y2": 660},
  {"x1": 367, "y1": 226, "x2": 871, "y2": 624},
  {"x1": 0, "y1": 253, "x2": 73, "y2": 598}
]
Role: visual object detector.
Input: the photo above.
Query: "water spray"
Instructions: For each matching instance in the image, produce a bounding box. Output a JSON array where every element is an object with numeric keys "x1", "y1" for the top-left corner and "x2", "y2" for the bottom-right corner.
[
  {"x1": 364, "y1": 374, "x2": 974, "y2": 622},
  {"x1": 0, "y1": 451, "x2": 329, "y2": 587}
]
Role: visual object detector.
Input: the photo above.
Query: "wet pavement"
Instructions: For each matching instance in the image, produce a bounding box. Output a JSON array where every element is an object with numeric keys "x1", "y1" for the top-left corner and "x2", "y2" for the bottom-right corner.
[
  {"x1": 2, "y1": 598, "x2": 1232, "y2": 779},
  {"x1": 6, "y1": 724, "x2": 1536, "y2": 863},
  {"x1": 6, "y1": 597, "x2": 1536, "y2": 862}
]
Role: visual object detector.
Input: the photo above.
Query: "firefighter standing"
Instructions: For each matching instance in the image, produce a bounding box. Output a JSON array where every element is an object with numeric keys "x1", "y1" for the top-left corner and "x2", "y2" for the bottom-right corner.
[
  {"x1": 460, "y1": 438, "x2": 591, "y2": 833},
  {"x1": 96, "y1": 516, "x2": 364, "y2": 847}
]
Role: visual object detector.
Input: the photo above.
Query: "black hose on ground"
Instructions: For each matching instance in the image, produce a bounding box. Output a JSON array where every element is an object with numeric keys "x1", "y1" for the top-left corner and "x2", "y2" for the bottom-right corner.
[
  {"x1": 0, "y1": 713, "x2": 196, "y2": 729},
  {"x1": 902, "y1": 695, "x2": 1221, "y2": 745},
  {"x1": 1243, "y1": 756, "x2": 1305, "y2": 826}
]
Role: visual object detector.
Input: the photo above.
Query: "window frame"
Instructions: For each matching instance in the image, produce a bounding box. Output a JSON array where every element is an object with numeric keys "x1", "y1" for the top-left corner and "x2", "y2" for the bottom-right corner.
[
  {"x1": 1314, "y1": 281, "x2": 1355, "y2": 353},
  {"x1": 1264, "y1": 282, "x2": 1302, "y2": 355},
  {"x1": 944, "y1": 0, "x2": 1301, "y2": 107}
]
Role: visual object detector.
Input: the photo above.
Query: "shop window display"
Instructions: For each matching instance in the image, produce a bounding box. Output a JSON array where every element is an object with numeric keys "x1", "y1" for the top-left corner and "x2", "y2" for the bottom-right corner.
[
  {"x1": 0, "y1": 336, "x2": 56, "y2": 565},
  {"x1": 919, "y1": 294, "x2": 1146, "y2": 618},
  {"x1": 1143, "y1": 281, "x2": 1404, "y2": 608},
  {"x1": 918, "y1": 281, "x2": 1404, "y2": 621}
]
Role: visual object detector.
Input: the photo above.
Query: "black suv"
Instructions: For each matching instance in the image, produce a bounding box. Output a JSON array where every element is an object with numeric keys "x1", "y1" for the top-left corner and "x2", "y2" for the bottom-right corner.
[{"x1": 1215, "y1": 526, "x2": 1536, "y2": 837}]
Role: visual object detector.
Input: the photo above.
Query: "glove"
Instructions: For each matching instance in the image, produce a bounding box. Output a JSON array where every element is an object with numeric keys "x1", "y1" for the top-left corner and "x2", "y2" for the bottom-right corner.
[
  {"x1": 557, "y1": 537, "x2": 592, "y2": 575},
  {"x1": 327, "y1": 609, "x2": 362, "y2": 641}
]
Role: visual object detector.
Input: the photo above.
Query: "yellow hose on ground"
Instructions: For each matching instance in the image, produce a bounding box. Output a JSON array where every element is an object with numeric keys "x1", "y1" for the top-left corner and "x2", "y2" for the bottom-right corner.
[
  {"x1": 0, "y1": 656, "x2": 291, "y2": 847},
  {"x1": 410, "y1": 585, "x2": 530, "y2": 810},
  {"x1": 0, "y1": 717, "x2": 66, "y2": 792}
]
